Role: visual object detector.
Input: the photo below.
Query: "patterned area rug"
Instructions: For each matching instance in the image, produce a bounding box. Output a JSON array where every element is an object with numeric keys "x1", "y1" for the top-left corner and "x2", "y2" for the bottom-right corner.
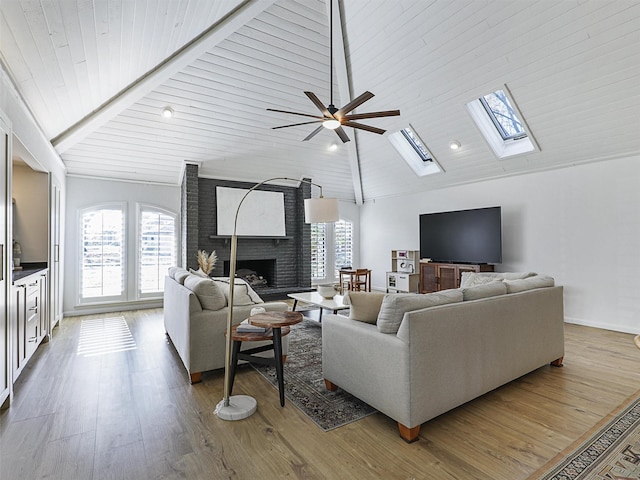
[
  {"x1": 251, "y1": 319, "x2": 376, "y2": 431},
  {"x1": 531, "y1": 390, "x2": 640, "y2": 479}
]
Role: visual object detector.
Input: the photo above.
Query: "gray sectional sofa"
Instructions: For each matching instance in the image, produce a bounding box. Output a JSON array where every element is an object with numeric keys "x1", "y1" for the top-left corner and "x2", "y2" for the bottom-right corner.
[
  {"x1": 163, "y1": 267, "x2": 289, "y2": 383},
  {"x1": 322, "y1": 272, "x2": 564, "y2": 442}
]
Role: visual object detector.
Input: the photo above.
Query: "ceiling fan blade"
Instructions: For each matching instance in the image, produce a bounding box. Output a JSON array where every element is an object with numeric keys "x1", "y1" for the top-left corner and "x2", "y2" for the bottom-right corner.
[
  {"x1": 342, "y1": 121, "x2": 386, "y2": 135},
  {"x1": 334, "y1": 127, "x2": 351, "y2": 143},
  {"x1": 267, "y1": 108, "x2": 324, "y2": 120},
  {"x1": 304, "y1": 91, "x2": 331, "y2": 117},
  {"x1": 303, "y1": 125, "x2": 325, "y2": 141},
  {"x1": 335, "y1": 91, "x2": 375, "y2": 117},
  {"x1": 345, "y1": 110, "x2": 400, "y2": 120},
  {"x1": 273, "y1": 120, "x2": 322, "y2": 130}
]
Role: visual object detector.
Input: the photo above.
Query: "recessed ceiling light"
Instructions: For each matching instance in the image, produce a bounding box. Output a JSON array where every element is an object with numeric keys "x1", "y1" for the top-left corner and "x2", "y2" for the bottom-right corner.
[
  {"x1": 328, "y1": 143, "x2": 338, "y2": 151},
  {"x1": 449, "y1": 140, "x2": 461, "y2": 150},
  {"x1": 162, "y1": 107, "x2": 174, "y2": 119}
]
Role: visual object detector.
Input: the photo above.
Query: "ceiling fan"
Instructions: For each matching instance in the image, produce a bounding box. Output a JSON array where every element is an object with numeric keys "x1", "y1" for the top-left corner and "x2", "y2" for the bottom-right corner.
[{"x1": 267, "y1": 0, "x2": 400, "y2": 143}]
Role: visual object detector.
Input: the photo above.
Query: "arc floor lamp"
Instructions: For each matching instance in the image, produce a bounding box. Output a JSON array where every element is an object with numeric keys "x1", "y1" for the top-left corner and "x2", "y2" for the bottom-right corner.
[{"x1": 215, "y1": 177, "x2": 339, "y2": 420}]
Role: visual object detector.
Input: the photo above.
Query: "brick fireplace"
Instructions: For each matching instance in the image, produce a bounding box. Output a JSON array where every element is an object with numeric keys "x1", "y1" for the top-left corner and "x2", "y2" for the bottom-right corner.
[{"x1": 180, "y1": 166, "x2": 313, "y2": 299}]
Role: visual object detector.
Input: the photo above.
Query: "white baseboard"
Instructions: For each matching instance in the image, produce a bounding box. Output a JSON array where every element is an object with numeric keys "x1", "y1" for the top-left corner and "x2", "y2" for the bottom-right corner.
[
  {"x1": 64, "y1": 300, "x2": 163, "y2": 317},
  {"x1": 564, "y1": 316, "x2": 637, "y2": 335}
]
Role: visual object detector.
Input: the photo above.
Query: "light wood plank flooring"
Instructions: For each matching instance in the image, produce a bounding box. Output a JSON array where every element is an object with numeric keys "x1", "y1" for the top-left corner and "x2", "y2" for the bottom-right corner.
[{"x1": 1, "y1": 308, "x2": 638, "y2": 479}]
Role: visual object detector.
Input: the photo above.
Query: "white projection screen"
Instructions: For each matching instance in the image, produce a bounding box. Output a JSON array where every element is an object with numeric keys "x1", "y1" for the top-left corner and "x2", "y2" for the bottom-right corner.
[{"x1": 216, "y1": 186, "x2": 286, "y2": 236}]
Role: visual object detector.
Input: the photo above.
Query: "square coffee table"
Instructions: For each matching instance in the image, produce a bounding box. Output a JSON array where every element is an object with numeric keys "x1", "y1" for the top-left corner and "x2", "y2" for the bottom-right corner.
[{"x1": 287, "y1": 291, "x2": 349, "y2": 321}]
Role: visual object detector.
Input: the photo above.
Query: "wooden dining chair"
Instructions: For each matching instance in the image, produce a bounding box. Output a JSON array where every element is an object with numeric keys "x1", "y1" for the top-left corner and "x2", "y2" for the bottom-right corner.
[{"x1": 352, "y1": 269, "x2": 371, "y2": 292}]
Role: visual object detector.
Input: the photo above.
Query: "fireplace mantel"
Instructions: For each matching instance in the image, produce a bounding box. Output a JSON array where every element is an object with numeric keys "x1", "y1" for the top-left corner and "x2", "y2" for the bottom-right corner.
[{"x1": 208, "y1": 235, "x2": 293, "y2": 246}]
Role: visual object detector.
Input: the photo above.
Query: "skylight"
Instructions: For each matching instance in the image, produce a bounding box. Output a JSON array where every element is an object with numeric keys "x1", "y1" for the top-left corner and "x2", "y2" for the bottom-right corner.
[
  {"x1": 400, "y1": 127, "x2": 432, "y2": 162},
  {"x1": 389, "y1": 126, "x2": 443, "y2": 177},
  {"x1": 480, "y1": 90, "x2": 526, "y2": 141},
  {"x1": 466, "y1": 85, "x2": 539, "y2": 159}
]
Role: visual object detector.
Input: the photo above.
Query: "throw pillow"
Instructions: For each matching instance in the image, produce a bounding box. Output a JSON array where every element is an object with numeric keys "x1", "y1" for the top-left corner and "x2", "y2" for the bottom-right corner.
[
  {"x1": 504, "y1": 275, "x2": 554, "y2": 293},
  {"x1": 460, "y1": 271, "x2": 537, "y2": 288},
  {"x1": 461, "y1": 280, "x2": 507, "y2": 301},
  {"x1": 346, "y1": 291, "x2": 386, "y2": 324},
  {"x1": 183, "y1": 275, "x2": 227, "y2": 310},
  {"x1": 377, "y1": 290, "x2": 463, "y2": 334},
  {"x1": 459, "y1": 273, "x2": 498, "y2": 288},
  {"x1": 212, "y1": 278, "x2": 264, "y2": 306},
  {"x1": 189, "y1": 268, "x2": 209, "y2": 278}
]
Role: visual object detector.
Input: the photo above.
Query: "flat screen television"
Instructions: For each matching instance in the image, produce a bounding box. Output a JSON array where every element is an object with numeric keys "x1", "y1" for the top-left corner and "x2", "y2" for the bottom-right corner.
[{"x1": 419, "y1": 206, "x2": 502, "y2": 264}]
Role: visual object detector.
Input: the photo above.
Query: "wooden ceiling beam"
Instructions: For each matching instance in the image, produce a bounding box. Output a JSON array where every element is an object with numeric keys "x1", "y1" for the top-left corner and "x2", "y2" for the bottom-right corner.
[
  {"x1": 329, "y1": 0, "x2": 364, "y2": 205},
  {"x1": 51, "y1": 0, "x2": 277, "y2": 154}
]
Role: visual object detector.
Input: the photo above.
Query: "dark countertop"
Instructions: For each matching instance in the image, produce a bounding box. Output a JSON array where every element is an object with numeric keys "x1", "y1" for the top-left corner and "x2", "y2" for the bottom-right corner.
[{"x1": 12, "y1": 262, "x2": 48, "y2": 283}]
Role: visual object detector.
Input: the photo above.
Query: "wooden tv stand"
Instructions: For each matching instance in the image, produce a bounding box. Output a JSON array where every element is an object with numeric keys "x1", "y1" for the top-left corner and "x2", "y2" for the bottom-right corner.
[{"x1": 419, "y1": 261, "x2": 494, "y2": 293}]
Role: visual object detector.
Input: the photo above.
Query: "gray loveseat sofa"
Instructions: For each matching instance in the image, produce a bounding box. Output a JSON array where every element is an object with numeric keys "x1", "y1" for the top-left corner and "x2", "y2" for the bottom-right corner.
[
  {"x1": 164, "y1": 267, "x2": 289, "y2": 383},
  {"x1": 322, "y1": 272, "x2": 564, "y2": 442}
]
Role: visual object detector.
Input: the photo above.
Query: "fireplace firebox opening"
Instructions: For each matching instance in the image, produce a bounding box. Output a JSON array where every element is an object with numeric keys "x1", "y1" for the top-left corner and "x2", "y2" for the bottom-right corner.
[{"x1": 223, "y1": 259, "x2": 276, "y2": 289}]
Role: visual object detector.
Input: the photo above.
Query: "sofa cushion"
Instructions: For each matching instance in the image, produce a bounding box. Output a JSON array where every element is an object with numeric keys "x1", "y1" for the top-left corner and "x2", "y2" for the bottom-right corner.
[
  {"x1": 504, "y1": 275, "x2": 554, "y2": 293},
  {"x1": 167, "y1": 266, "x2": 182, "y2": 279},
  {"x1": 183, "y1": 275, "x2": 227, "y2": 310},
  {"x1": 174, "y1": 269, "x2": 191, "y2": 285},
  {"x1": 345, "y1": 291, "x2": 386, "y2": 324},
  {"x1": 377, "y1": 290, "x2": 463, "y2": 334},
  {"x1": 213, "y1": 278, "x2": 264, "y2": 306},
  {"x1": 460, "y1": 271, "x2": 536, "y2": 288},
  {"x1": 461, "y1": 280, "x2": 507, "y2": 301}
]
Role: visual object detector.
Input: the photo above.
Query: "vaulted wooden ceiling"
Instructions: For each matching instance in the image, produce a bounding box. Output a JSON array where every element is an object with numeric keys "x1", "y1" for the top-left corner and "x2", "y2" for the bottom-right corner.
[{"x1": 1, "y1": 0, "x2": 639, "y2": 203}]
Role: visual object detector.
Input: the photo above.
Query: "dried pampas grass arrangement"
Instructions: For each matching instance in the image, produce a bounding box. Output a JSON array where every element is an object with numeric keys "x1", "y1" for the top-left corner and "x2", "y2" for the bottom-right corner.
[{"x1": 197, "y1": 250, "x2": 218, "y2": 274}]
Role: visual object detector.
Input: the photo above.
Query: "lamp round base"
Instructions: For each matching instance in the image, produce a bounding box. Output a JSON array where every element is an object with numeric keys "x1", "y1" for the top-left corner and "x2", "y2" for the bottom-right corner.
[{"x1": 214, "y1": 395, "x2": 257, "y2": 421}]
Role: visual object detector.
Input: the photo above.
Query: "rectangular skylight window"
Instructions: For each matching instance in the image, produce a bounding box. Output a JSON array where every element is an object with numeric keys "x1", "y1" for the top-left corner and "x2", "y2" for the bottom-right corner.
[
  {"x1": 466, "y1": 85, "x2": 539, "y2": 159},
  {"x1": 400, "y1": 127, "x2": 432, "y2": 162},
  {"x1": 479, "y1": 90, "x2": 527, "y2": 141},
  {"x1": 389, "y1": 126, "x2": 443, "y2": 177}
]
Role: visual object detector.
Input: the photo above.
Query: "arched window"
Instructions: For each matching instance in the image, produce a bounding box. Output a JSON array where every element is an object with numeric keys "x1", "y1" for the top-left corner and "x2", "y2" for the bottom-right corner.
[
  {"x1": 138, "y1": 206, "x2": 177, "y2": 297},
  {"x1": 79, "y1": 204, "x2": 125, "y2": 302}
]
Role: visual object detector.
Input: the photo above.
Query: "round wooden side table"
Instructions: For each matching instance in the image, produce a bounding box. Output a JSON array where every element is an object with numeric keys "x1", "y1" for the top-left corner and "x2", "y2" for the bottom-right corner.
[{"x1": 227, "y1": 311, "x2": 302, "y2": 407}]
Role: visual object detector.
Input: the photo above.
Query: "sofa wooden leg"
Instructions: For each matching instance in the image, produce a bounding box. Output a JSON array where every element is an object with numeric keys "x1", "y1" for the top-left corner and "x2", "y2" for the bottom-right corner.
[
  {"x1": 550, "y1": 357, "x2": 564, "y2": 367},
  {"x1": 324, "y1": 379, "x2": 338, "y2": 391},
  {"x1": 398, "y1": 423, "x2": 420, "y2": 443},
  {"x1": 190, "y1": 372, "x2": 202, "y2": 384}
]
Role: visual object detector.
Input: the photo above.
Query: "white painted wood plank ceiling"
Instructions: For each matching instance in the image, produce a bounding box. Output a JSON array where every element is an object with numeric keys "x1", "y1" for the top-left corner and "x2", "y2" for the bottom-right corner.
[{"x1": 1, "y1": 0, "x2": 639, "y2": 202}]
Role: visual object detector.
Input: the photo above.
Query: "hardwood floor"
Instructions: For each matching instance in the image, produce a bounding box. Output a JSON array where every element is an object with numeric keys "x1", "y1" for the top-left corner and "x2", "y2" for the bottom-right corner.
[{"x1": 1, "y1": 308, "x2": 638, "y2": 480}]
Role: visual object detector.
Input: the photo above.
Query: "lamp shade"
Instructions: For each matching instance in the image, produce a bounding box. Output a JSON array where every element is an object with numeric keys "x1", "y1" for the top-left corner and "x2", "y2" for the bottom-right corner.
[{"x1": 304, "y1": 197, "x2": 339, "y2": 223}]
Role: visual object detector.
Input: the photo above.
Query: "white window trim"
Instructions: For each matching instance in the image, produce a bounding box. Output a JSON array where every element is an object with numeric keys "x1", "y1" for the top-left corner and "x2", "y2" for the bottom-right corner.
[
  {"x1": 466, "y1": 85, "x2": 540, "y2": 159},
  {"x1": 78, "y1": 202, "x2": 127, "y2": 305},
  {"x1": 136, "y1": 203, "x2": 178, "y2": 300}
]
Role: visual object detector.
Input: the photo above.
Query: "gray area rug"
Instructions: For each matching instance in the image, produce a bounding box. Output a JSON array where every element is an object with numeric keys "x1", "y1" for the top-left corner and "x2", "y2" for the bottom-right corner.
[{"x1": 251, "y1": 319, "x2": 377, "y2": 431}]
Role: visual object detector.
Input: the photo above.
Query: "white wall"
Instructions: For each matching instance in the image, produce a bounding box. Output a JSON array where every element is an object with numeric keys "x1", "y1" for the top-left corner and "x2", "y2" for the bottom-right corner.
[
  {"x1": 64, "y1": 177, "x2": 181, "y2": 316},
  {"x1": 360, "y1": 155, "x2": 640, "y2": 334}
]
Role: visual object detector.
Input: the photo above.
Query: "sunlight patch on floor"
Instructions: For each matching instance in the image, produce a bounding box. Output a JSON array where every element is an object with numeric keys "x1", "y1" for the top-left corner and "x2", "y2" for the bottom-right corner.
[{"x1": 77, "y1": 316, "x2": 137, "y2": 357}]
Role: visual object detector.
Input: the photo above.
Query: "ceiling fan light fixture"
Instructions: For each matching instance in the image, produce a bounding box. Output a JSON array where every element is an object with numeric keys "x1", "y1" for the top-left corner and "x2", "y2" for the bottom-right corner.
[{"x1": 323, "y1": 119, "x2": 341, "y2": 130}]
